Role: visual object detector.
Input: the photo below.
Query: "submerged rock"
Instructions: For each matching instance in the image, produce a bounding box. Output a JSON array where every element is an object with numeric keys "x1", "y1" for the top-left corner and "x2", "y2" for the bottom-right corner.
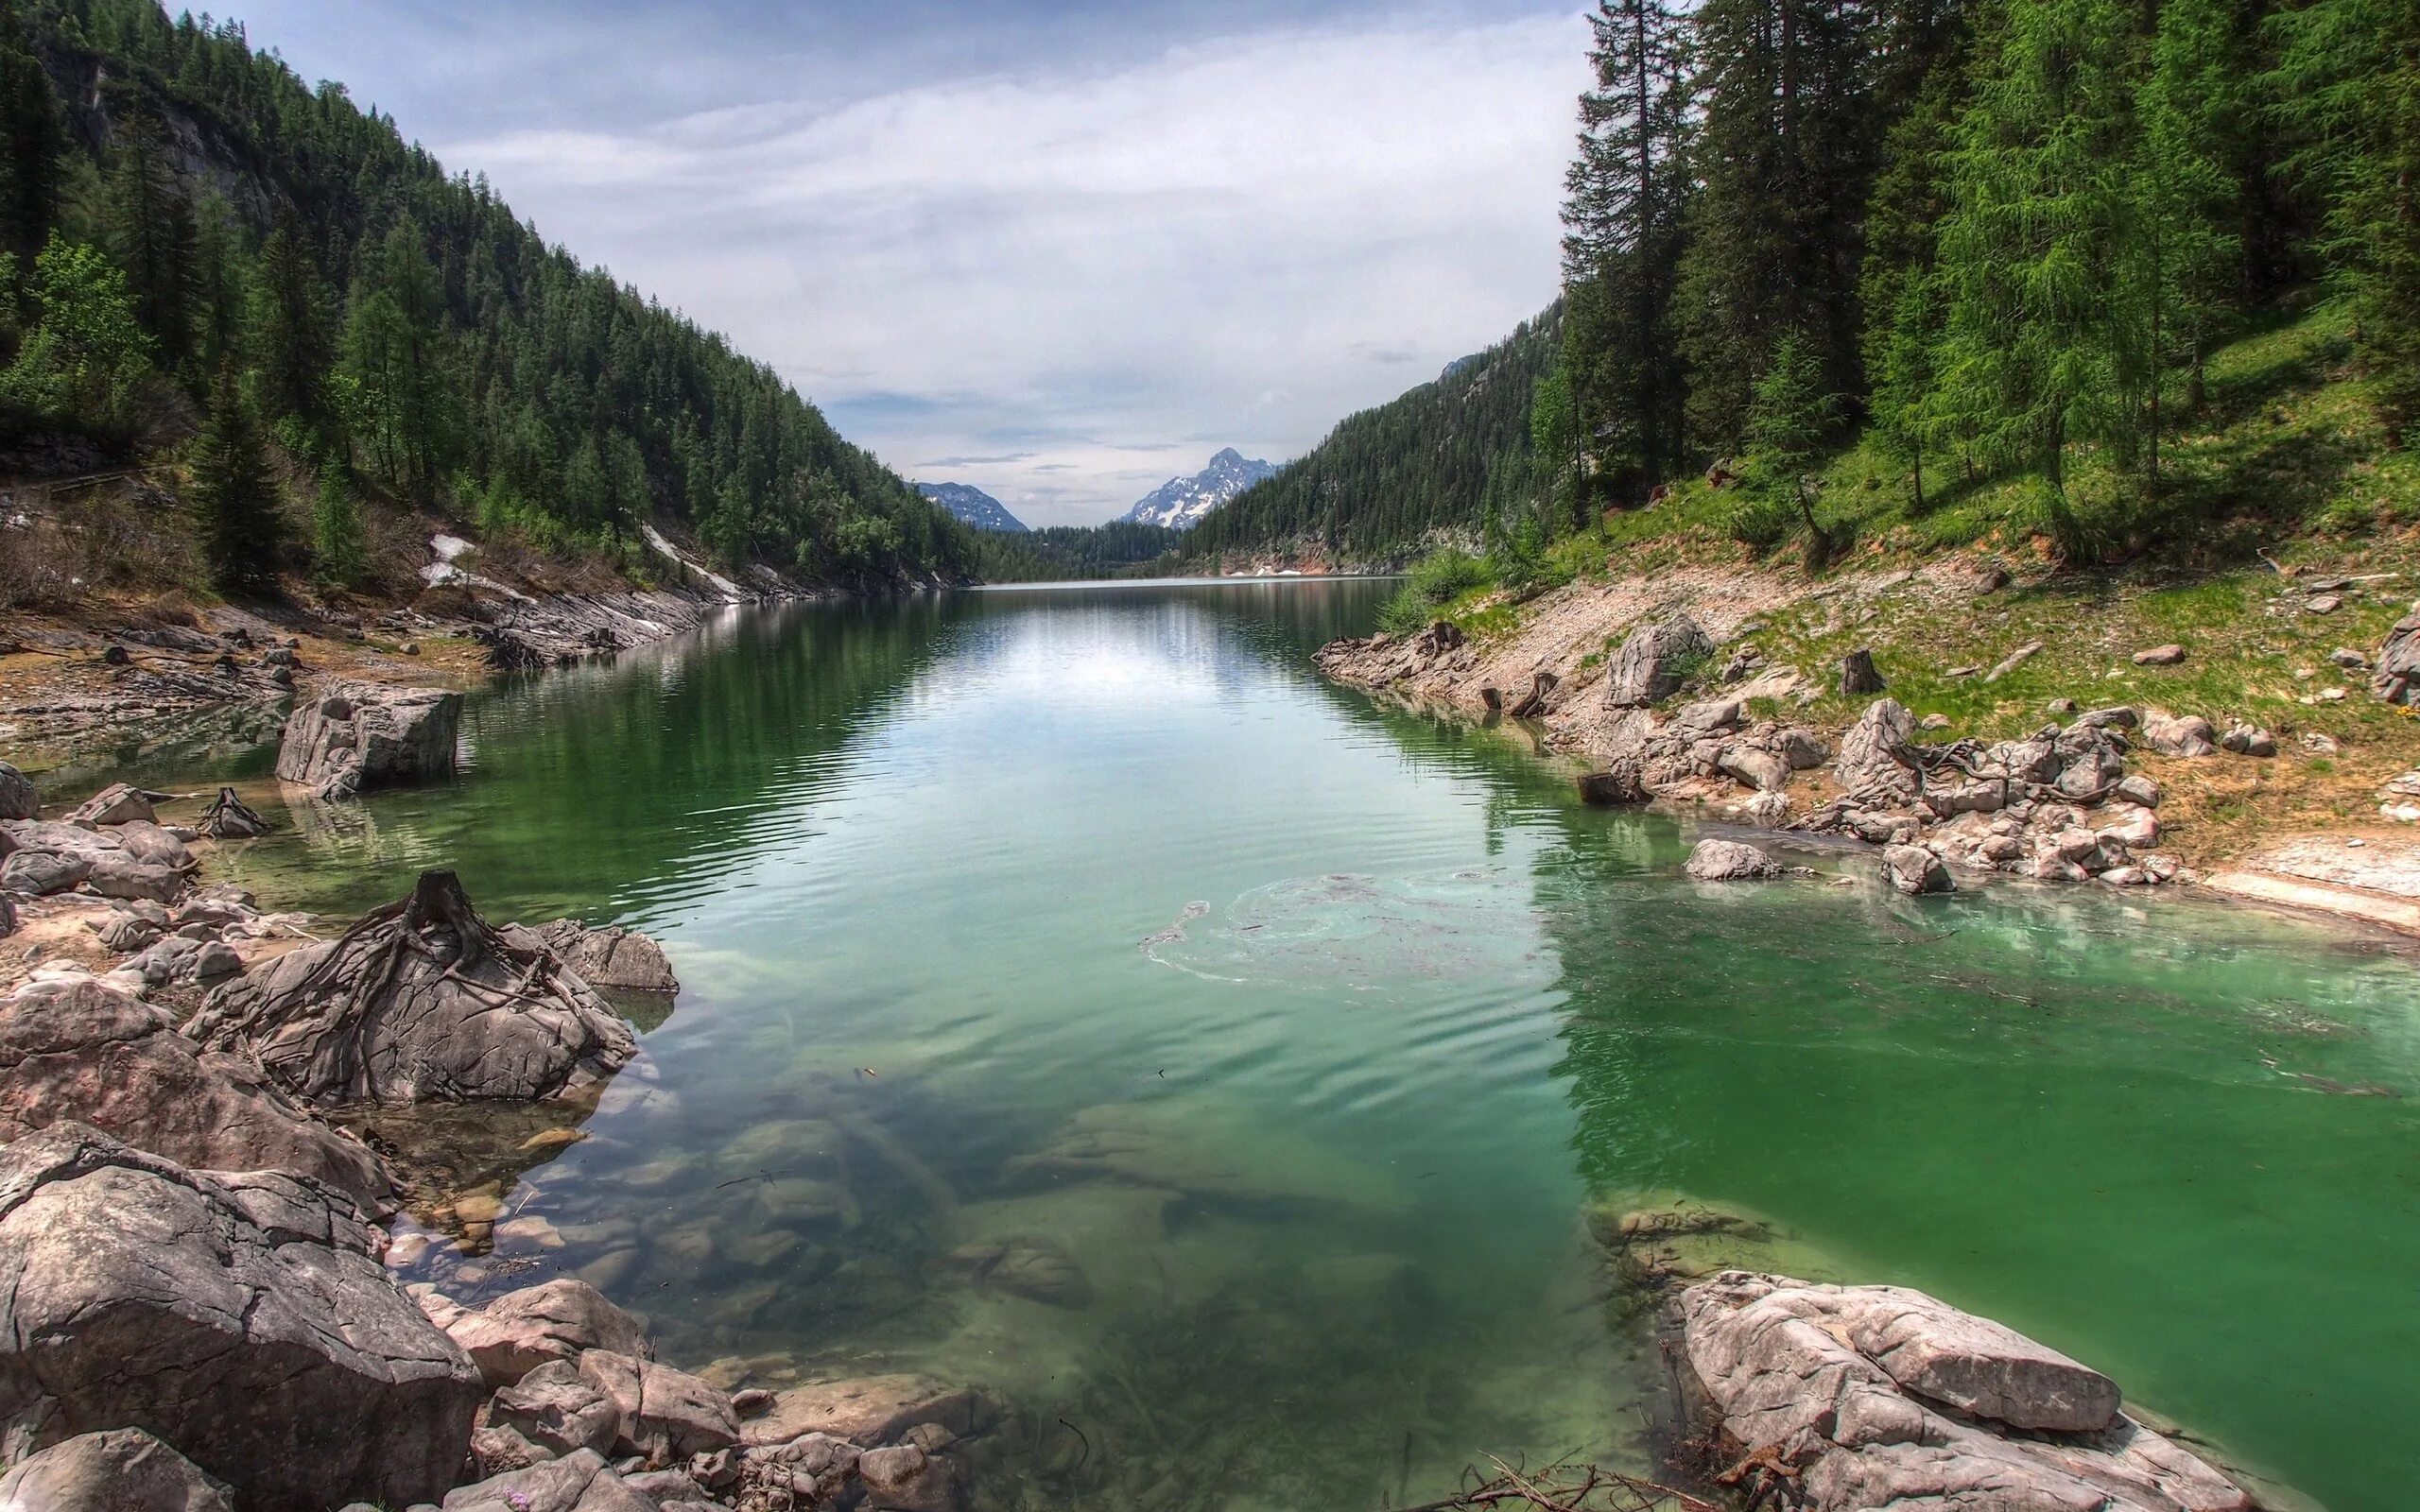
[
  {"x1": 1675, "y1": 1273, "x2": 2251, "y2": 1512},
  {"x1": 0, "y1": 1125, "x2": 481, "y2": 1511},
  {"x1": 0, "y1": 978, "x2": 396, "y2": 1213},
  {"x1": 941, "y1": 1237, "x2": 1095, "y2": 1307},
  {"x1": 740, "y1": 1375, "x2": 1003, "y2": 1451},
  {"x1": 0, "y1": 1427, "x2": 234, "y2": 1512},
  {"x1": 275, "y1": 679, "x2": 462, "y2": 800},
  {"x1": 191, "y1": 869, "x2": 636, "y2": 1104}
]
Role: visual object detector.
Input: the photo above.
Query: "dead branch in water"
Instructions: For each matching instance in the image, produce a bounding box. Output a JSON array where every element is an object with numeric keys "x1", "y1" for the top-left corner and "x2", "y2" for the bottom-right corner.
[{"x1": 1394, "y1": 1454, "x2": 1722, "y2": 1512}]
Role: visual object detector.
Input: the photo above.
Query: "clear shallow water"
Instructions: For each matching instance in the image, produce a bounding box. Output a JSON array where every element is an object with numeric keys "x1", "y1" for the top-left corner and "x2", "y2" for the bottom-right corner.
[{"x1": 158, "y1": 580, "x2": 2418, "y2": 1509}]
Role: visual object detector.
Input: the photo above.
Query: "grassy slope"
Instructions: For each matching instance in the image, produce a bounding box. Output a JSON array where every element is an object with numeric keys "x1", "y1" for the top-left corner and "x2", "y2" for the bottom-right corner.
[{"x1": 1425, "y1": 301, "x2": 2420, "y2": 862}]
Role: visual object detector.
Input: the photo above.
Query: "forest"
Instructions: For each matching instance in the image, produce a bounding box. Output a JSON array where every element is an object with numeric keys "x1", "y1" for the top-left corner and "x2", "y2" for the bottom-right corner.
[
  {"x1": 974, "y1": 521, "x2": 1188, "y2": 582},
  {"x1": 0, "y1": 0, "x2": 978, "y2": 597},
  {"x1": 1195, "y1": 0, "x2": 2419, "y2": 574}
]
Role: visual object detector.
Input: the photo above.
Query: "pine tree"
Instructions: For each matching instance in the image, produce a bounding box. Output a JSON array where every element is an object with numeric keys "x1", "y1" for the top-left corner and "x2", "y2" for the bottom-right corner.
[
  {"x1": 102, "y1": 111, "x2": 199, "y2": 372},
  {"x1": 342, "y1": 218, "x2": 453, "y2": 499},
  {"x1": 1744, "y1": 329, "x2": 1841, "y2": 566},
  {"x1": 311, "y1": 467, "x2": 367, "y2": 589},
  {"x1": 2131, "y1": 0, "x2": 2244, "y2": 468},
  {"x1": 250, "y1": 217, "x2": 335, "y2": 432},
  {"x1": 0, "y1": 0, "x2": 64, "y2": 265},
  {"x1": 1561, "y1": 0, "x2": 1694, "y2": 500},
  {"x1": 191, "y1": 367, "x2": 282, "y2": 593}
]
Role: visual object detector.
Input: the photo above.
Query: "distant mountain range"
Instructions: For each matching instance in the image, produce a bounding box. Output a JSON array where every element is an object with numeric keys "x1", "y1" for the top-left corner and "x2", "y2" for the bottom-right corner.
[
  {"x1": 916, "y1": 482, "x2": 1028, "y2": 533},
  {"x1": 1119, "y1": 448, "x2": 1277, "y2": 531}
]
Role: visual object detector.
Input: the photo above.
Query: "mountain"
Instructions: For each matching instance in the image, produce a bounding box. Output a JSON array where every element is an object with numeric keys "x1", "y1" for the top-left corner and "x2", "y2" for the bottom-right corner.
[
  {"x1": 1183, "y1": 307, "x2": 1562, "y2": 564},
  {"x1": 1119, "y1": 448, "x2": 1278, "y2": 531},
  {"x1": 0, "y1": 2, "x2": 974, "y2": 589},
  {"x1": 917, "y1": 483, "x2": 1028, "y2": 533}
]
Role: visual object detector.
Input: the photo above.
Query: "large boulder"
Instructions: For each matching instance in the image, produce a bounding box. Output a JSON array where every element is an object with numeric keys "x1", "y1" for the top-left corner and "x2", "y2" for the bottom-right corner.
[
  {"x1": 1834, "y1": 698, "x2": 1919, "y2": 806},
  {"x1": 0, "y1": 849, "x2": 88, "y2": 897},
  {"x1": 1677, "y1": 1273, "x2": 2250, "y2": 1512},
  {"x1": 0, "y1": 978, "x2": 396, "y2": 1213},
  {"x1": 1881, "y1": 845, "x2": 1954, "y2": 896},
  {"x1": 536, "y1": 919, "x2": 680, "y2": 994},
  {"x1": 411, "y1": 1279, "x2": 648, "y2": 1388},
  {"x1": 2375, "y1": 605, "x2": 2420, "y2": 705},
  {"x1": 66, "y1": 782, "x2": 157, "y2": 826},
  {"x1": 275, "y1": 679, "x2": 462, "y2": 800},
  {"x1": 489, "y1": 1360, "x2": 620, "y2": 1457},
  {"x1": 0, "y1": 1427, "x2": 233, "y2": 1512},
  {"x1": 1602, "y1": 614, "x2": 1713, "y2": 708},
  {"x1": 191, "y1": 870, "x2": 636, "y2": 1104},
  {"x1": 574, "y1": 1349, "x2": 738, "y2": 1463},
  {"x1": 0, "y1": 1125, "x2": 482, "y2": 1511},
  {"x1": 0, "y1": 761, "x2": 38, "y2": 821}
]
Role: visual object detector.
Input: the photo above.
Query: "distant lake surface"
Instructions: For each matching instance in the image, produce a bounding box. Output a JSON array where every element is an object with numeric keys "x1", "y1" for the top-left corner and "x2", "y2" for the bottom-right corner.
[{"x1": 172, "y1": 579, "x2": 2417, "y2": 1510}]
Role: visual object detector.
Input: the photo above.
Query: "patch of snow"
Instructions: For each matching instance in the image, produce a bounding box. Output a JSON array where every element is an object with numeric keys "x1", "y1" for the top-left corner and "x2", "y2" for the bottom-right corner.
[{"x1": 640, "y1": 523, "x2": 745, "y2": 601}]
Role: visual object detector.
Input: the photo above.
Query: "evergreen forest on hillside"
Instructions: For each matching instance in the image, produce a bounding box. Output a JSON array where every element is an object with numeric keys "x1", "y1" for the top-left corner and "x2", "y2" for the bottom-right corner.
[{"x1": 0, "y1": 0, "x2": 977, "y2": 600}]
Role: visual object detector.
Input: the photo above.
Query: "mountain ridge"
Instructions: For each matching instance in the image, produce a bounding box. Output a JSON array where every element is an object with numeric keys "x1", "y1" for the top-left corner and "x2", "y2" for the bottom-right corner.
[
  {"x1": 917, "y1": 482, "x2": 1029, "y2": 533},
  {"x1": 1119, "y1": 448, "x2": 1277, "y2": 531}
]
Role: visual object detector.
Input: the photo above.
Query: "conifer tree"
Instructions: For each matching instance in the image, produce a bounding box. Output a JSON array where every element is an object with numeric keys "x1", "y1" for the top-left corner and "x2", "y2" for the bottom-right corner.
[
  {"x1": 1744, "y1": 330, "x2": 1841, "y2": 567},
  {"x1": 342, "y1": 218, "x2": 453, "y2": 499},
  {"x1": 191, "y1": 367, "x2": 282, "y2": 593},
  {"x1": 102, "y1": 111, "x2": 199, "y2": 372},
  {"x1": 251, "y1": 217, "x2": 336, "y2": 432},
  {"x1": 311, "y1": 467, "x2": 367, "y2": 589},
  {"x1": 0, "y1": 0, "x2": 63, "y2": 265}
]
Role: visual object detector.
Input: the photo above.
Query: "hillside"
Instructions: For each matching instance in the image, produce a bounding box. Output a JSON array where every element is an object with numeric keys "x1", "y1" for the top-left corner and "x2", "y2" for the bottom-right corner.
[
  {"x1": 972, "y1": 520, "x2": 1185, "y2": 582},
  {"x1": 918, "y1": 481, "x2": 1028, "y2": 533},
  {"x1": 1183, "y1": 308, "x2": 1561, "y2": 568},
  {"x1": 0, "y1": 0, "x2": 976, "y2": 615},
  {"x1": 1119, "y1": 448, "x2": 1276, "y2": 531}
]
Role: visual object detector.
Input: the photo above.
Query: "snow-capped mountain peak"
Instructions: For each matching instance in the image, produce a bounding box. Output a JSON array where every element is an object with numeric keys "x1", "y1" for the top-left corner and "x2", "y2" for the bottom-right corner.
[
  {"x1": 1117, "y1": 448, "x2": 1276, "y2": 531},
  {"x1": 916, "y1": 482, "x2": 1028, "y2": 533}
]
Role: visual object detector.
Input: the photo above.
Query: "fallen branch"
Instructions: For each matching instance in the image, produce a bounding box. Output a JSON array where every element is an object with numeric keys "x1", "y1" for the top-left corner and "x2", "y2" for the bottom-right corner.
[{"x1": 1393, "y1": 1458, "x2": 1722, "y2": 1512}]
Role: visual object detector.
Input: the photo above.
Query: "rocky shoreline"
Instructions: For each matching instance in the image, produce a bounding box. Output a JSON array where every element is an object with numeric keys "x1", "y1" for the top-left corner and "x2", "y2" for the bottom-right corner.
[
  {"x1": 1315, "y1": 563, "x2": 2420, "y2": 936},
  {"x1": 0, "y1": 635, "x2": 2314, "y2": 1511}
]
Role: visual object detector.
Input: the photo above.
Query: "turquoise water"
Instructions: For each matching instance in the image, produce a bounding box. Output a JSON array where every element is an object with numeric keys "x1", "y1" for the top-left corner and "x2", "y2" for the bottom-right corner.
[{"x1": 170, "y1": 581, "x2": 2416, "y2": 1509}]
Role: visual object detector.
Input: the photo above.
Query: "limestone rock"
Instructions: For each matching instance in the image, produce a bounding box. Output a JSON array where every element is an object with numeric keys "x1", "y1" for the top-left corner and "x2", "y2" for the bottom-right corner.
[
  {"x1": 112, "y1": 819, "x2": 191, "y2": 868},
  {"x1": 0, "y1": 1427, "x2": 234, "y2": 1512},
  {"x1": 192, "y1": 870, "x2": 635, "y2": 1104},
  {"x1": 84, "y1": 854, "x2": 187, "y2": 904},
  {"x1": 1881, "y1": 845, "x2": 1953, "y2": 896},
  {"x1": 276, "y1": 680, "x2": 462, "y2": 800},
  {"x1": 0, "y1": 849, "x2": 89, "y2": 896},
  {"x1": 0, "y1": 762, "x2": 34, "y2": 821},
  {"x1": 412, "y1": 1279, "x2": 647, "y2": 1388},
  {"x1": 1685, "y1": 839, "x2": 1780, "y2": 882},
  {"x1": 0, "y1": 1125, "x2": 481, "y2": 1511},
  {"x1": 2141, "y1": 710, "x2": 2219, "y2": 759},
  {"x1": 1677, "y1": 1273, "x2": 2249, "y2": 1512},
  {"x1": 66, "y1": 782, "x2": 158, "y2": 826},
  {"x1": 2374, "y1": 607, "x2": 2420, "y2": 704},
  {"x1": 490, "y1": 1360, "x2": 620, "y2": 1457},
  {"x1": 535, "y1": 919, "x2": 679, "y2": 994},
  {"x1": 2133, "y1": 644, "x2": 2187, "y2": 666},
  {"x1": 1717, "y1": 747, "x2": 1790, "y2": 794},
  {"x1": 1834, "y1": 698, "x2": 1919, "y2": 805},
  {"x1": 575, "y1": 1349, "x2": 738, "y2": 1463},
  {"x1": 2220, "y1": 724, "x2": 2278, "y2": 758},
  {"x1": 1578, "y1": 762, "x2": 1649, "y2": 806},
  {"x1": 0, "y1": 978, "x2": 395, "y2": 1213},
  {"x1": 1602, "y1": 614, "x2": 1712, "y2": 708},
  {"x1": 440, "y1": 1449, "x2": 656, "y2": 1512},
  {"x1": 859, "y1": 1441, "x2": 960, "y2": 1512}
]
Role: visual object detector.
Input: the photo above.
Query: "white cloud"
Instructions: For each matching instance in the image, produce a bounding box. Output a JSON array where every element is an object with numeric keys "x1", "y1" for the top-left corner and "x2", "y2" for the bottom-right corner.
[{"x1": 423, "y1": 9, "x2": 1591, "y2": 525}]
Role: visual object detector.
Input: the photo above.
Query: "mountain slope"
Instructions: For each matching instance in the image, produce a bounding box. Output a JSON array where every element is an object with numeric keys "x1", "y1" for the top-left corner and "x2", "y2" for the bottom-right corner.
[
  {"x1": 1120, "y1": 448, "x2": 1276, "y2": 530},
  {"x1": 917, "y1": 482, "x2": 1028, "y2": 533},
  {"x1": 1, "y1": 0, "x2": 974, "y2": 591},
  {"x1": 1184, "y1": 308, "x2": 1562, "y2": 564}
]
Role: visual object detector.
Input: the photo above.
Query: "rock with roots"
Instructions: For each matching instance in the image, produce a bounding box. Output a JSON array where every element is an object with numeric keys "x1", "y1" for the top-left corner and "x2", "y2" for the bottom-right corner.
[
  {"x1": 190, "y1": 870, "x2": 636, "y2": 1105},
  {"x1": 1834, "y1": 698, "x2": 1920, "y2": 806},
  {"x1": 199, "y1": 787, "x2": 271, "y2": 840}
]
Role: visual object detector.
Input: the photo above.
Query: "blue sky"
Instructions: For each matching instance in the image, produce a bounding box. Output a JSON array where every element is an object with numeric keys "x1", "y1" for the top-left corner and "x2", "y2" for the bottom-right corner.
[{"x1": 227, "y1": 1, "x2": 1587, "y2": 525}]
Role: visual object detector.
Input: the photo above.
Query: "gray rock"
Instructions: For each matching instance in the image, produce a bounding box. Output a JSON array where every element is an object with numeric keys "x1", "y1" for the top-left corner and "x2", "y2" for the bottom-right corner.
[
  {"x1": 491, "y1": 1360, "x2": 620, "y2": 1457},
  {"x1": 1927, "y1": 780, "x2": 2010, "y2": 816},
  {"x1": 0, "y1": 761, "x2": 34, "y2": 821},
  {"x1": 96, "y1": 910, "x2": 164, "y2": 952},
  {"x1": 0, "y1": 1125, "x2": 480, "y2": 1510},
  {"x1": 739, "y1": 1377, "x2": 1002, "y2": 1451},
  {"x1": 1, "y1": 820, "x2": 122, "y2": 858},
  {"x1": 1602, "y1": 614, "x2": 1712, "y2": 708},
  {"x1": 0, "y1": 895, "x2": 13, "y2": 939},
  {"x1": 2220, "y1": 724, "x2": 2278, "y2": 758},
  {"x1": 2075, "y1": 705, "x2": 2140, "y2": 730},
  {"x1": 1775, "y1": 728, "x2": 1829, "y2": 770},
  {"x1": 1668, "y1": 697, "x2": 1743, "y2": 738},
  {"x1": 276, "y1": 680, "x2": 463, "y2": 800},
  {"x1": 1981, "y1": 736, "x2": 2062, "y2": 784},
  {"x1": 859, "y1": 1441, "x2": 959, "y2": 1512},
  {"x1": 1677, "y1": 1273, "x2": 2249, "y2": 1512},
  {"x1": 1833, "y1": 699, "x2": 1919, "y2": 805},
  {"x1": 412, "y1": 1280, "x2": 648, "y2": 1388},
  {"x1": 192, "y1": 870, "x2": 635, "y2": 1105},
  {"x1": 575, "y1": 1349, "x2": 738, "y2": 1463},
  {"x1": 66, "y1": 782, "x2": 158, "y2": 826},
  {"x1": 2140, "y1": 709, "x2": 2219, "y2": 759},
  {"x1": 0, "y1": 978, "x2": 395, "y2": 1212},
  {"x1": 441, "y1": 1450, "x2": 656, "y2": 1512},
  {"x1": 84, "y1": 855, "x2": 186, "y2": 904},
  {"x1": 535, "y1": 919, "x2": 680, "y2": 994},
  {"x1": 0, "y1": 1427, "x2": 234, "y2": 1511},
  {"x1": 1685, "y1": 839, "x2": 1781, "y2": 882},
  {"x1": 1881, "y1": 845, "x2": 1952, "y2": 896},
  {"x1": 2113, "y1": 774, "x2": 2162, "y2": 809},
  {"x1": 1577, "y1": 761, "x2": 1650, "y2": 806},
  {"x1": 941, "y1": 1238, "x2": 1094, "y2": 1307},
  {"x1": 1, "y1": 849, "x2": 89, "y2": 896},
  {"x1": 2132, "y1": 644, "x2": 2186, "y2": 666},
  {"x1": 112, "y1": 819, "x2": 192, "y2": 868},
  {"x1": 1717, "y1": 747, "x2": 1790, "y2": 794}
]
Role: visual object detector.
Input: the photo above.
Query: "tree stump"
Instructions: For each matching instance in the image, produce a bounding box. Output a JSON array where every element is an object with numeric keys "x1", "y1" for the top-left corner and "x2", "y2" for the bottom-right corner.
[
  {"x1": 199, "y1": 787, "x2": 270, "y2": 840},
  {"x1": 1838, "y1": 648, "x2": 1887, "y2": 696},
  {"x1": 1508, "y1": 670, "x2": 1560, "y2": 719}
]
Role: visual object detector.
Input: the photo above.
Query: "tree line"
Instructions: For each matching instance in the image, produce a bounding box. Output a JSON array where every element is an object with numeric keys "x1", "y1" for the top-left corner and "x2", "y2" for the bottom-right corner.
[
  {"x1": 1557, "y1": 0, "x2": 2418, "y2": 558},
  {"x1": 0, "y1": 0, "x2": 977, "y2": 593},
  {"x1": 974, "y1": 521, "x2": 1185, "y2": 582}
]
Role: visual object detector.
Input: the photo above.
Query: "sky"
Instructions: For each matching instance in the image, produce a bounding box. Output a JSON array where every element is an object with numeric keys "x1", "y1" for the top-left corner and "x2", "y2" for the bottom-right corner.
[{"x1": 225, "y1": 1, "x2": 1589, "y2": 526}]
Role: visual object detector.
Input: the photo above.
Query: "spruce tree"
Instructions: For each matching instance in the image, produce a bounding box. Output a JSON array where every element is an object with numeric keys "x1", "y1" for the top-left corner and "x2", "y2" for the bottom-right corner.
[
  {"x1": 191, "y1": 367, "x2": 282, "y2": 593},
  {"x1": 311, "y1": 467, "x2": 367, "y2": 589},
  {"x1": 102, "y1": 111, "x2": 199, "y2": 372},
  {"x1": 342, "y1": 218, "x2": 453, "y2": 500},
  {"x1": 250, "y1": 217, "x2": 335, "y2": 432},
  {"x1": 1744, "y1": 330, "x2": 1841, "y2": 567}
]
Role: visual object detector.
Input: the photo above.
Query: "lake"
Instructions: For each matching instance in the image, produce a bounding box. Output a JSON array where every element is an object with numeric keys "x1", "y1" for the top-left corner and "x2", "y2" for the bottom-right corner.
[{"x1": 155, "y1": 579, "x2": 2417, "y2": 1510}]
